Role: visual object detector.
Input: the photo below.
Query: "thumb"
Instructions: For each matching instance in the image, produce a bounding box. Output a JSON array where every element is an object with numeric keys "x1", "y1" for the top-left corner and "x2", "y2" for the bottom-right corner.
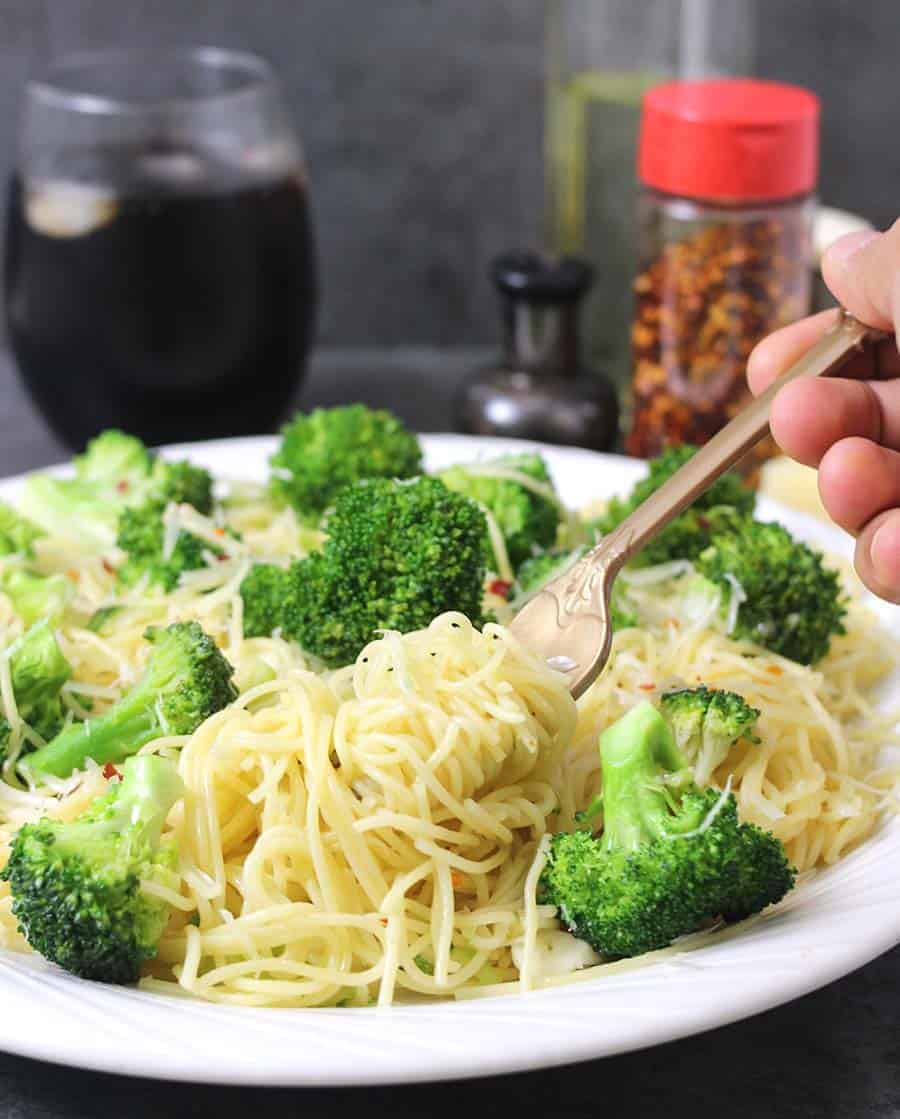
[{"x1": 821, "y1": 222, "x2": 900, "y2": 332}]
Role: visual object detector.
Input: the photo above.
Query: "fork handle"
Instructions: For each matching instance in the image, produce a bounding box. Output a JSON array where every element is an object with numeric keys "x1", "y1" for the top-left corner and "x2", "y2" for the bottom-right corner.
[{"x1": 603, "y1": 310, "x2": 889, "y2": 568}]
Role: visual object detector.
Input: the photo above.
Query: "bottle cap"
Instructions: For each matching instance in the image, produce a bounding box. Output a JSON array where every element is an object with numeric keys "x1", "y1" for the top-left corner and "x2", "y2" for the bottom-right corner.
[
  {"x1": 638, "y1": 78, "x2": 819, "y2": 202},
  {"x1": 492, "y1": 252, "x2": 593, "y2": 303}
]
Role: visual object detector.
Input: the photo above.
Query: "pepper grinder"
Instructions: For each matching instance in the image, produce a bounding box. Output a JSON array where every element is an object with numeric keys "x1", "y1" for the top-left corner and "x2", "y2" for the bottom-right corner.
[{"x1": 455, "y1": 252, "x2": 619, "y2": 450}]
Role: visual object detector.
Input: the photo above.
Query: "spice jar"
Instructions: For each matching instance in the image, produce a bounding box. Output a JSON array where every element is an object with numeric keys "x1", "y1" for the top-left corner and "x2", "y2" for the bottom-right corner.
[{"x1": 627, "y1": 79, "x2": 819, "y2": 470}]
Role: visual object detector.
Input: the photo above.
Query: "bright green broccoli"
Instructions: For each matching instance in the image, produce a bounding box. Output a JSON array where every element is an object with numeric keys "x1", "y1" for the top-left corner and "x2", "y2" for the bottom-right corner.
[
  {"x1": 1, "y1": 755, "x2": 184, "y2": 983},
  {"x1": 592, "y1": 445, "x2": 754, "y2": 568},
  {"x1": 146, "y1": 459, "x2": 213, "y2": 514},
  {"x1": 115, "y1": 501, "x2": 227, "y2": 591},
  {"x1": 539, "y1": 701, "x2": 795, "y2": 959},
  {"x1": 70, "y1": 429, "x2": 213, "y2": 510},
  {"x1": 604, "y1": 445, "x2": 755, "y2": 523},
  {"x1": 630, "y1": 506, "x2": 747, "y2": 569},
  {"x1": 21, "y1": 431, "x2": 151, "y2": 550},
  {"x1": 438, "y1": 452, "x2": 561, "y2": 571},
  {"x1": 25, "y1": 621, "x2": 237, "y2": 778},
  {"x1": 692, "y1": 517, "x2": 846, "y2": 665},
  {"x1": 514, "y1": 548, "x2": 580, "y2": 596},
  {"x1": 660, "y1": 685, "x2": 760, "y2": 785},
  {"x1": 0, "y1": 566, "x2": 73, "y2": 626},
  {"x1": 75, "y1": 429, "x2": 154, "y2": 484},
  {"x1": 0, "y1": 621, "x2": 72, "y2": 764},
  {"x1": 269, "y1": 405, "x2": 423, "y2": 522},
  {"x1": 20, "y1": 429, "x2": 213, "y2": 551},
  {"x1": 20, "y1": 473, "x2": 119, "y2": 551},
  {"x1": 0, "y1": 502, "x2": 43, "y2": 557},
  {"x1": 280, "y1": 476, "x2": 489, "y2": 667},
  {"x1": 514, "y1": 547, "x2": 638, "y2": 631},
  {"x1": 239, "y1": 564, "x2": 292, "y2": 638}
]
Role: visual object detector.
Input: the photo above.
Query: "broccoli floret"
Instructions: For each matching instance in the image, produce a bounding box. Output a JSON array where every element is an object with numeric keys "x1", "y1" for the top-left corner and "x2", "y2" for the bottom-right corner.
[
  {"x1": 21, "y1": 474, "x2": 121, "y2": 552},
  {"x1": 0, "y1": 567, "x2": 73, "y2": 627},
  {"x1": 515, "y1": 548, "x2": 579, "y2": 596},
  {"x1": 629, "y1": 506, "x2": 745, "y2": 569},
  {"x1": 269, "y1": 405, "x2": 423, "y2": 522},
  {"x1": 146, "y1": 459, "x2": 214, "y2": 514},
  {"x1": 1, "y1": 755, "x2": 184, "y2": 983},
  {"x1": 693, "y1": 518, "x2": 846, "y2": 665},
  {"x1": 26, "y1": 621, "x2": 237, "y2": 778},
  {"x1": 540, "y1": 701, "x2": 795, "y2": 958},
  {"x1": 20, "y1": 429, "x2": 214, "y2": 551},
  {"x1": 660, "y1": 685, "x2": 760, "y2": 786},
  {"x1": 239, "y1": 564, "x2": 292, "y2": 638},
  {"x1": 116, "y1": 501, "x2": 226, "y2": 591},
  {"x1": 514, "y1": 547, "x2": 637, "y2": 631},
  {"x1": 0, "y1": 621, "x2": 72, "y2": 764},
  {"x1": 21, "y1": 430, "x2": 153, "y2": 550},
  {"x1": 438, "y1": 453, "x2": 561, "y2": 570},
  {"x1": 75, "y1": 429, "x2": 154, "y2": 485},
  {"x1": 0, "y1": 502, "x2": 43, "y2": 557},
  {"x1": 592, "y1": 446, "x2": 755, "y2": 567},
  {"x1": 281, "y1": 476, "x2": 488, "y2": 666},
  {"x1": 605, "y1": 445, "x2": 756, "y2": 523}
]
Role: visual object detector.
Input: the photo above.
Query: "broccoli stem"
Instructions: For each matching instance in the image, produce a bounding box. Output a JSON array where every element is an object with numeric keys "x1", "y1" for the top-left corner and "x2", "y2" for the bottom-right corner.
[
  {"x1": 53, "y1": 755, "x2": 184, "y2": 860},
  {"x1": 91, "y1": 755, "x2": 183, "y2": 845},
  {"x1": 27, "y1": 690, "x2": 164, "y2": 777},
  {"x1": 599, "y1": 701, "x2": 696, "y2": 851}
]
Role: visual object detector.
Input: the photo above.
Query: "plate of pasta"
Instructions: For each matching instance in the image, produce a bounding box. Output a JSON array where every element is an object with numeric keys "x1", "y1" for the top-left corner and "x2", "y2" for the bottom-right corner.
[{"x1": 0, "y1": 414, "x2": 898, "y2": 1087}]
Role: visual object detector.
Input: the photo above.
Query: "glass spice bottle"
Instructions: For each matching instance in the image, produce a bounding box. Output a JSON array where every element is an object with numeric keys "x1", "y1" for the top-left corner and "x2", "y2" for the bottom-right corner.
[
  {"x1": 627, "y1": 78, "x2": 819, "y2": 475},
  {"x1": 455, "y1": 252, "x2": 619, "y2": 451}
]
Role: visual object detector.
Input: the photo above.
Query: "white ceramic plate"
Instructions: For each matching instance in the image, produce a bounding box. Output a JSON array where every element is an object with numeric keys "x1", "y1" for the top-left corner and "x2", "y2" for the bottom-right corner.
[{"x1": 0, "y1": 433, "x2": 898, "y2": 1087}]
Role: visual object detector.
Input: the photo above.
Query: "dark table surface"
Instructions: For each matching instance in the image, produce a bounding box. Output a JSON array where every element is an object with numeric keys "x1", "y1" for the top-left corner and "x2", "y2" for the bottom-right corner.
[{"x1": 1, "y1": 346, "x2": 899, "y2": 1119}]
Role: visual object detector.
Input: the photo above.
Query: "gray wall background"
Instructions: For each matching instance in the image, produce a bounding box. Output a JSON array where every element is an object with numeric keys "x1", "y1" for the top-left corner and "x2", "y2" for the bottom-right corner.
[{"x1": 0, "y1": 0, "x2": 897, "y2": 349}]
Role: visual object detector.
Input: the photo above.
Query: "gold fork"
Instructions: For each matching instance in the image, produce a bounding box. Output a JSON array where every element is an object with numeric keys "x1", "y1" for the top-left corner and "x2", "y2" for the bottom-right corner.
[{"x1": 509, "y1": 311, "x2": 888, "y2": 698}]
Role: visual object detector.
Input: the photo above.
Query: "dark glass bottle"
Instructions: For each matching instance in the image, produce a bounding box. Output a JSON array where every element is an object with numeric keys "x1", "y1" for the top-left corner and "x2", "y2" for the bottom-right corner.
[{"x1": 455, "y1": 252, "x2": 619, "y2": 450}]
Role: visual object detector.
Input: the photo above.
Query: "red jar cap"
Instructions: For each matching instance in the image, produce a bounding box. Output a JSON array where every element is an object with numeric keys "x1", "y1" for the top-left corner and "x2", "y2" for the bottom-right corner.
[{"x1": 638, "y1": 78, "x2": 819, "y2": 202}]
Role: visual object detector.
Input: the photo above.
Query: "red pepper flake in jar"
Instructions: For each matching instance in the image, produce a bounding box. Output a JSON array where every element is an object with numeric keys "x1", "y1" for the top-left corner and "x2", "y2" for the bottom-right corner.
[{"x1": 628, "y1": 79, "x2": 819, "y2": 478}]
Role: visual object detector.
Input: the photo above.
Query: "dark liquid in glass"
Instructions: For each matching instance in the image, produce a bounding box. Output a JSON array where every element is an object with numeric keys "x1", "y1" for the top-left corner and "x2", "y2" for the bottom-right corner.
[{"x1": 5, "y1": 151, "x2": 316, "y2": 449}]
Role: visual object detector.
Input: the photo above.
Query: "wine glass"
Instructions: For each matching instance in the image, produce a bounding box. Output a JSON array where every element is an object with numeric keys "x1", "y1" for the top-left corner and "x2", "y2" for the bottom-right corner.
[{"x1": 4, "y1": 47, "x2": 317, "y2": 449}]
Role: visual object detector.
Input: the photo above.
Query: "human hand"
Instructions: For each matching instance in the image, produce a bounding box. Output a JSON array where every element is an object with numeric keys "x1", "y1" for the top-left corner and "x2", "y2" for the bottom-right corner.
[{"x1": 747, "y1": 223, "x2": 900, "y2": 602}]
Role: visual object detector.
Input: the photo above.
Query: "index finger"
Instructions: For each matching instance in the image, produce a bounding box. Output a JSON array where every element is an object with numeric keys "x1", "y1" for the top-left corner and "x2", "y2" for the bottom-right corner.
[{"x1": 746, "y1": 309, "x2": 900, "y2": 396}]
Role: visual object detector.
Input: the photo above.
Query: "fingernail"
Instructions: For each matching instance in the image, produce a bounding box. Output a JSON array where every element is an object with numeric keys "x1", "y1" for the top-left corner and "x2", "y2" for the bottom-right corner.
[
  {"x1": 870, "y1": 519, "x2": 899, "y2": 586},
  {"x1": 824, "y1": 230, "x2": 880, "y2": 272}
]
